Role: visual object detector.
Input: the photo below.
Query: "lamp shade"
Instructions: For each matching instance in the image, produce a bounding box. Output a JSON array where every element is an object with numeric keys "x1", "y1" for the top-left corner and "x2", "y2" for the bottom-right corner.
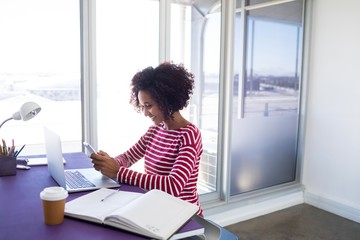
[{"x1": 19, "y1": 101, "x2": 41, "y2": 121}]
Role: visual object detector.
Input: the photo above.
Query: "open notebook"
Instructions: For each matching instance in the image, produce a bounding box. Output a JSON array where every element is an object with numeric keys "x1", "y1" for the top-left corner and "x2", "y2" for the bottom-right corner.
[
  {"x1": 65, "y1": 188, "x2": 204, "y2": 239},
  {"x1": 44, "y1": 126, "x2": 120, "y2": 193}
]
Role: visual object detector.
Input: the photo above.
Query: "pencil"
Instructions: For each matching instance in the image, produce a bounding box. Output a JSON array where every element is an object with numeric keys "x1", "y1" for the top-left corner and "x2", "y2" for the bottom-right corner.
[
  {"x1": 14, "y1": 144, "x2": 26, "y2": 157},
  {"x1": 101, "y1": 189, "x2": 120, "y2": 202}
]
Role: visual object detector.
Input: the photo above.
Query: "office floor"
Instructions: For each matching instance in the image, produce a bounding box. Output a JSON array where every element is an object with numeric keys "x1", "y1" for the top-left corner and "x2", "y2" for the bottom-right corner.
[{"x1": 225, "y1": 204, "x2": 360, "y2": 240}]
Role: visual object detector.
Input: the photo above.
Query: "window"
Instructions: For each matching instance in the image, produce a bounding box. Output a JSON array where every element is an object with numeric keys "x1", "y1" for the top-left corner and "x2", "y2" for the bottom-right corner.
[
  {"x1": 170, "y1": 1, "x2": 221, "y2": 194},
  {"x1": 96, "y1": 0, "x2": 159, "y2": 171},
  {"x1": 243, "y1": 6, "x2": 302, "y2": 118},
  {"x1": 0, "y1": 0, "x2": 81, "y2": 155},
  {"x1": 1, "y1": 0, "x2": 306, "y2": 209}
]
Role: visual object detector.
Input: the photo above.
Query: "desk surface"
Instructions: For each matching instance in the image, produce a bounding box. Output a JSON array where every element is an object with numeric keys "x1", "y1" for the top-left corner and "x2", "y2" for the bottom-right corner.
[
  {"x1": 0, "y1": 152, "x2": 238, "y2": 240},
  {"x1": 1, "y1": 152, "x2": 151, "y2": 240}
]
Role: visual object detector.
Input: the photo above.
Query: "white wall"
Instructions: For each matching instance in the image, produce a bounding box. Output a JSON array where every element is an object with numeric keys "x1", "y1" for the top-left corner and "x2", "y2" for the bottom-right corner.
[{"x1": 302, "y1": 0, "x2": 360, "y2": 223}]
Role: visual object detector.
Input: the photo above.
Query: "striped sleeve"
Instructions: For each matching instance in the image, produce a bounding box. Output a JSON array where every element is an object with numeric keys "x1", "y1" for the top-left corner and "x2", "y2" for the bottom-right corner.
[{"x1": 116, "y1": 124, "x2": 202, "y2": 199}]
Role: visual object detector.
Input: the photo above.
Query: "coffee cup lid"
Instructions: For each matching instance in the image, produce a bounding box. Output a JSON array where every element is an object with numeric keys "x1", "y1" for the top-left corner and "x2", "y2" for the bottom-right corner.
[{"x1": 40, "y1": 186, "x2": 68, "y2": 201}]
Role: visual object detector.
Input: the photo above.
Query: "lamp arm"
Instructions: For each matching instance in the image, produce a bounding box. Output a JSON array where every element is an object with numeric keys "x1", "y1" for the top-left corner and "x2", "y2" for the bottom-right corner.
[{"x1": 0, "y1": 117, "x2": 14, "y2": 129}]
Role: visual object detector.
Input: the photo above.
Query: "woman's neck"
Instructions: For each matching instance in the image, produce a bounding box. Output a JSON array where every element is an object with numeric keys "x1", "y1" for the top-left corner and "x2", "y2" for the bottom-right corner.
[{"x1": 162, "y1": 112, "x2": 190, "y2": 130}]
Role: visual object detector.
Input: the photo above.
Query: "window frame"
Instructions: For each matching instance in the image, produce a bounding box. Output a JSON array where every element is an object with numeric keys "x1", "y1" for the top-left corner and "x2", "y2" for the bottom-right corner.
[{"x1": 79, "y1": 0, "x2": 307, "y2": 211}]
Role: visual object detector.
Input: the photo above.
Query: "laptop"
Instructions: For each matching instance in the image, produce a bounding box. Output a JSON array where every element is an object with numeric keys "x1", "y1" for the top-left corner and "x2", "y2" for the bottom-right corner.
[{"x1": 44, "y1": 126, "x2": 120, "y2": 193}]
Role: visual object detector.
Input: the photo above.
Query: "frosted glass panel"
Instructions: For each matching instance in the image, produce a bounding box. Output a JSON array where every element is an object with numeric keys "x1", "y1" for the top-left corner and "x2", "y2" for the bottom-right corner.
[{"x1": 230, "y1": 116, "x2": 297, "y2": 195}]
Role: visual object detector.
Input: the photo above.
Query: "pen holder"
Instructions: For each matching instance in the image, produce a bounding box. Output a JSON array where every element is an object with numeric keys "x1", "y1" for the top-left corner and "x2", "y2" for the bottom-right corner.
[{"x1": 0, "y1": 156, "x2": 17, "y2": 176}]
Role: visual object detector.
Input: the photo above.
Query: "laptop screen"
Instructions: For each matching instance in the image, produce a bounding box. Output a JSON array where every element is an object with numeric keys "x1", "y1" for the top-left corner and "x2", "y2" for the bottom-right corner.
[{"x1": 44, "y1": 126, "x2": 67, "y2": 188}]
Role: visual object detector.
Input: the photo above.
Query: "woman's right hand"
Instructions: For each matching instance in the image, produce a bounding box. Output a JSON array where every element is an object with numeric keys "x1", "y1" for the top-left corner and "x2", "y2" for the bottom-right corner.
[{"x1": 90, "y1": 150, "x2": 120, "y2": 179}]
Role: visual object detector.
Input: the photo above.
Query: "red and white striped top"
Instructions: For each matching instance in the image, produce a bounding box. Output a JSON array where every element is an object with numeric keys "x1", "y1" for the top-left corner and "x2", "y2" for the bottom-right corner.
[{"x1": 115, "y1": 123, "x2": 203, "y2": 215}]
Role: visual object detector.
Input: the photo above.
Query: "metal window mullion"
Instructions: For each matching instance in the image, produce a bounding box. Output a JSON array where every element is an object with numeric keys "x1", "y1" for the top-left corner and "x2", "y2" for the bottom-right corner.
[
  {"x1": 296, "y1": 0, "x2": 310, "y2": 184},
  {"x1": 237, "y1": 0, "x2": 247, "y2": 119},
  {"x1": 159, "y1": 0, "x2": 171, "y2": 62},
  {"x1": 218, "y1": 0, "x2": 236, "y2": 202},
  {"x1": 80, "y1": 0, "x2": 98, "y2": 150}
]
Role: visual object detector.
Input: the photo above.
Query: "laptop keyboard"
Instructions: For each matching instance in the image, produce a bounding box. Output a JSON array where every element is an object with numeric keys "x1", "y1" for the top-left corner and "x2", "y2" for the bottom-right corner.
[{"x1": 65, "y1": 171, "x2": 96, "y2": 189}]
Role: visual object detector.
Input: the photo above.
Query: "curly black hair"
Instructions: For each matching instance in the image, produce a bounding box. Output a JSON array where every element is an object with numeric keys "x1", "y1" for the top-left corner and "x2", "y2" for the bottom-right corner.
[{"x1": 130, "y1": 62, "x2": 195, "y2": 120}]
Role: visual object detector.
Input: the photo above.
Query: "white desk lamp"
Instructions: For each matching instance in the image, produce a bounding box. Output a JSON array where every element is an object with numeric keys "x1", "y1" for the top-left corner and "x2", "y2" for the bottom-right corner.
[{"x1": 0, "y1": 101, "x2": 41, "y2": 128}]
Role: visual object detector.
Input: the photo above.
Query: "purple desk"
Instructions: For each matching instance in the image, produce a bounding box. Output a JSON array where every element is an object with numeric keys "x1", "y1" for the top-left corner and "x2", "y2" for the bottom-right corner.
[
  {"x1": 0, "y1": 152, "x2": 238, "y2": 240},
  {"x1": 0, "y1": 153, "x2": 167, "y2": 240}
]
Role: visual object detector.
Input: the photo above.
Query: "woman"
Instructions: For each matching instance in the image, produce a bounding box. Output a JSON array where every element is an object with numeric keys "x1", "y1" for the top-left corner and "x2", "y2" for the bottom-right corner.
[{"x1": 91, "y1": 62, "x2": 203, "y2": 215}]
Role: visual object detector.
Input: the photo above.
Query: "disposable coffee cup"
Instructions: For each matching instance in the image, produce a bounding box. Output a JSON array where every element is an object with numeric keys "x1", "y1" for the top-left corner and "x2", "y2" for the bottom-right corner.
[{"x1": 40, "y1": 186, "x2": 68, "y2": 225}]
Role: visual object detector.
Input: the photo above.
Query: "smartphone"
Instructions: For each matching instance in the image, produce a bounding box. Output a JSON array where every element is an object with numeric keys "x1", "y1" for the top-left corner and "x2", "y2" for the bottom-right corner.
[{"x1": 83, "y1": 142, "x2": 96, "y2": 154}]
